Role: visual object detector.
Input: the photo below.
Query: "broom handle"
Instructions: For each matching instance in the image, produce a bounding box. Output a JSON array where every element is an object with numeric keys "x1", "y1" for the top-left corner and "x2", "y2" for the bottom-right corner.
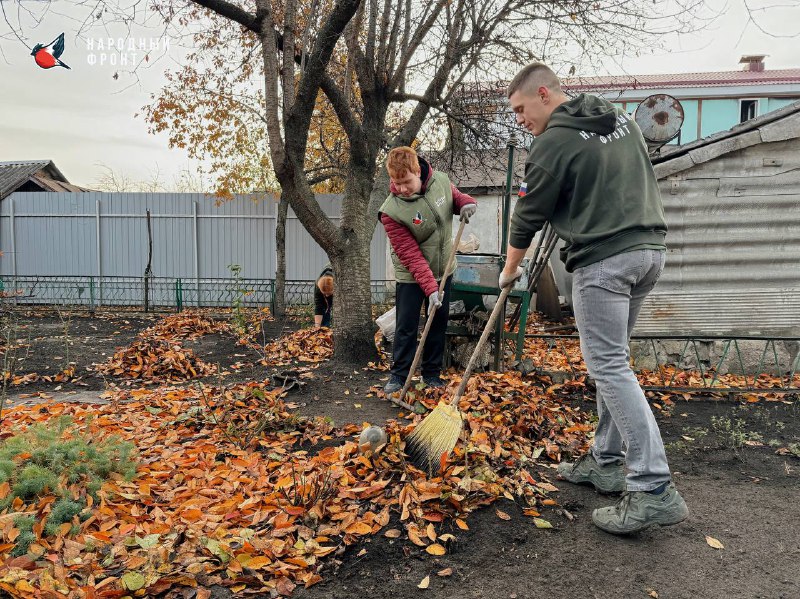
[
  {"x1": 398, "y1": 219, "x2": 466, "y2": 403},
  {"x1": 450, "y1": 284, "x2": 513, "y2": 406}
]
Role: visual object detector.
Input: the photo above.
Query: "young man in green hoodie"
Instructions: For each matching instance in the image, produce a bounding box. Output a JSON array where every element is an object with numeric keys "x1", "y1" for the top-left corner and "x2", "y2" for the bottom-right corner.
[{"x1": 500, "y1": 63, "x2": 688, "y2": 535}]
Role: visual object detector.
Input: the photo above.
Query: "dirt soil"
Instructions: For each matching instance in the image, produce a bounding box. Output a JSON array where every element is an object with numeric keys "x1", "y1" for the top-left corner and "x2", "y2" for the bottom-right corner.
[{"x1": 2, "y1": 310, "x2": 799, "y2": 599}]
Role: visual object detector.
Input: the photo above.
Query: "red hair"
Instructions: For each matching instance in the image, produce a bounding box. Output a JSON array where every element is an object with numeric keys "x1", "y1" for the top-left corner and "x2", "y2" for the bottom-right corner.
[
  {"x1": 386, "y1": 146, "x2": 420, "y2": 179},
  {"x1": 318, "y1": 275, "x2": 334, "y2": 296}
]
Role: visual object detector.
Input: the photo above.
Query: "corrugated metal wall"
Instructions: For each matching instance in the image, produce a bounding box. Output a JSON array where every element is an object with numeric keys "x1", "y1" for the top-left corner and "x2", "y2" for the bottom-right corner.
[
  {"x1": 0, "y1": 192, "x2": 387, "y2": 281},
  {"x1": 636, "y1": 133, "x2": 800, "y2": 335}
]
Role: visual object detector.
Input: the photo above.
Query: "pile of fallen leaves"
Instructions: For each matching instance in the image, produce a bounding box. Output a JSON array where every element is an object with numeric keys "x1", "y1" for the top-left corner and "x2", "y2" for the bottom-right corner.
[
  {"x1": 0, "y1": 372, "x2": 591, "y2": 597},
  {"x1": 523, "y1": 328, "x2": 800, "y2": 398},
  {"x1": 261, "y1": 328, "x2": 333, "y2": 367},
  {"x1": 3, "y1": 365, "x2": 76, "y2": 387},
  {"x1": 145, "y1": 311, "x2": 231, "y2": 341},
  {"x1": 93, "y1": 338, "x2": 216, "y2": 383},
  {"x1": 91, "y1": 311, "x2": 227, "y2": 383}
]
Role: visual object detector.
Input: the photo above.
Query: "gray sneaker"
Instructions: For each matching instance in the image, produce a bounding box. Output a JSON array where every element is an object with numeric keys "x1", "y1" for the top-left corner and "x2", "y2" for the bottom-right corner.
[
  {"x1": 383, "y1": 375, "x2": 404, "y2": 394},
  {"x1": 557, "y1": 453, "x2": 625, "y2": 494},
  {"x1": 592, "y1": 483, "x2": 689, "y2": 535}
]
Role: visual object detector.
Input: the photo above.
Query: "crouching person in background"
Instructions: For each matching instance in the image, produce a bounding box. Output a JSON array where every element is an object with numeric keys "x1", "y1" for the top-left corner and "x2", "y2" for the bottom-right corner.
[{"x1": 313, "y1": 264, "x2": 334, "y2": 328}]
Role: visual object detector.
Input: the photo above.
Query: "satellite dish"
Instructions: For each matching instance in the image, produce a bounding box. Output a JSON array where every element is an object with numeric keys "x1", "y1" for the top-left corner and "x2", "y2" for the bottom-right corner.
[{"x1": 634, "y1": 94, "x2": 684, "y2": 148}]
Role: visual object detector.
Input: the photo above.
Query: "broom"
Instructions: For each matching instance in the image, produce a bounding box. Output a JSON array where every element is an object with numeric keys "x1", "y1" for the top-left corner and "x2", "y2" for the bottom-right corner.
[
  {"x1": 394, "y1": 219, "x2": 467, "y2": 407},
  {"x1": 406, "y1": 281, "x2": 514, "y2": 474}
]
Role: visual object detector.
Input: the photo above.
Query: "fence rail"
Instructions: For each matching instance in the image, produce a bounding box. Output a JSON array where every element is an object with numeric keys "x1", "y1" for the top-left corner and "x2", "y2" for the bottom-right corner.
[{"x1": 0, "y1": 275, "x2": 395, "y2": 312}]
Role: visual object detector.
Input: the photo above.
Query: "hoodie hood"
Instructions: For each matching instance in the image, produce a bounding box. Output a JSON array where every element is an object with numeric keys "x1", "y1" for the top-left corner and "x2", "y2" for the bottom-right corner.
[
  {"x1": 388, "y1": 155, "x2": 433, "y2": 198},
  {"x1": 547, "y1": 93, "x2": 618, "y2": 135}
]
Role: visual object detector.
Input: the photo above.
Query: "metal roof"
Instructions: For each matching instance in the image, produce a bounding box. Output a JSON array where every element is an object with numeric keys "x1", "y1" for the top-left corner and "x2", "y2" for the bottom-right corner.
[
  {"x1": 563, "y1": 68, "x2": 800, "y2": 92},
  {"x1": 0, "y1": 160, "x2": 91, "y2": 200},
  {"x1": 431, "y1": 148, "x2": 528, "y2": 192}
]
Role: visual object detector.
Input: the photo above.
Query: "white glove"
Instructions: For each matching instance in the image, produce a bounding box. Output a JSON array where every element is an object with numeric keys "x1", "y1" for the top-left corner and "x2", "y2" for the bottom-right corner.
[
  {"x1": 499, "y1": 266, "x2": 523, "y2": 289},
  {"x1": 428, "y1": 291, "x2": 443, "y2": 312},
  {"x1": 459, "y1": 203, "x2": 477, "y2": 223}
]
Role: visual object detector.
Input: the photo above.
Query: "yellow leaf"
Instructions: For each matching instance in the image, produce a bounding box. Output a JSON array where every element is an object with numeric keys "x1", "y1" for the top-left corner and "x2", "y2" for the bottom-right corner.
[
  {"x1": 384, "y1": 529, "x2": 402, "y2": 538},
  {"x1": 418, "y1": 575, "x2": 430, "y2": 589},
  {"x1": 533, "y1": 518, "x2": 553, "y2": 529},
  {"x1": 121, "y1": 572, "x2": 146, "y2": 591},
  {"x1": 246, "y1": 556, "x2": 271, "y2": 569},
  {"x1": 15, "y1": 580, "x2": 35, "y2": 593},
  {"x1": 408, "y1": 527, "x2": 428, "y2": 546},
  {"x1": 345, "y1": 521, "x2": 372, "y2": 535},
  {"x1": 705, "y1": 535, "x2": 724, "y2": 550},
  {"x1": 437, "y1": 567, "x2": 453, "y2": 577},
  {"x1": 426, "y1": 543, "x2": 446, "y2": 556},
  {"x1": 426, "y1": 523, "x2": 437, "y2": 541}
]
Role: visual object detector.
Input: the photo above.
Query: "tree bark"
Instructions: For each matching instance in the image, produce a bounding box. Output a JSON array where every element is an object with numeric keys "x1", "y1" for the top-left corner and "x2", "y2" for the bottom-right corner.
[
  {"x1": 330, "y1": 231, "x2": 376, "y2": 363},
  {"x1": 274, "y1": 192, "x2": 289, "y2": 318}
]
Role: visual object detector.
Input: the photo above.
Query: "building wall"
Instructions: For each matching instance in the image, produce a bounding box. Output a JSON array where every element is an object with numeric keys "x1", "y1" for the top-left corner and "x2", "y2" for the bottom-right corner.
[{"x1": 608, "y1": 91, "x2": 800, "y2": 145}]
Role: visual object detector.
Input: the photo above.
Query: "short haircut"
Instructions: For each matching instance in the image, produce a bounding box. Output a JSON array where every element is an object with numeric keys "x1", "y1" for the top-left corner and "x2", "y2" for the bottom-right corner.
[
  {"x1": 507, "y1": 63, "x2": 562, "y2": 97},
  {"x1": 318, "y1": 275, "x2": 334, "y2": 296},
  {"x1": 386, "y1": 146, "x2": 420, "y2": 179}
]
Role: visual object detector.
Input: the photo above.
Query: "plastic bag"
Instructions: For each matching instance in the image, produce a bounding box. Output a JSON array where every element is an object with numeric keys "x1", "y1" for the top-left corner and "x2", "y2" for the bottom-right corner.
[
  {"x1": 457, "y1": 233, "x2": 481, "y2": 253},
  {"x1": 375, "y1": 307, "x2": 396, "y2": 342}
]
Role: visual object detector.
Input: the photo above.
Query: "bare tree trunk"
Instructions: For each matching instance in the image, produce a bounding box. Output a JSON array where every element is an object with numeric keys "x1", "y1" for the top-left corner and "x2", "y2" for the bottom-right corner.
[
  {"x1": 274, "y1": 192, "x2": 289, "y2": 318},
  {"x1": 330, "y1": 161, "x2": 380, "y2": 362},
  {"x1": 330, "y1": 232, "x2": 375, "y2": 362}
]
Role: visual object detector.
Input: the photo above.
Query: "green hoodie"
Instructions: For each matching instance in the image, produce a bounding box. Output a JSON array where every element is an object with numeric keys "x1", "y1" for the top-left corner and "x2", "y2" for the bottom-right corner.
[{"x1": 509, "y1": 94, "x2": 667, "y2": 272}]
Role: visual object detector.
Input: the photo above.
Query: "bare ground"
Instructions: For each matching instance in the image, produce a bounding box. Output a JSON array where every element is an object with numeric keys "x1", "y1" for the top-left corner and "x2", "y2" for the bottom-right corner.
[{"x1": 2, "y1": 310, "x2": 798, "y2": 599}]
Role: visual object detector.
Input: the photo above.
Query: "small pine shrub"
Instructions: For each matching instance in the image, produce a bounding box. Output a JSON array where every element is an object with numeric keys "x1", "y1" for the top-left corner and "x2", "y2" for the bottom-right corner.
[
  {"x1": 13, "y1": 514, "x2": 36, "y2": 532},
  {"x1": 0, "y1": 417, "x2": 138, "y2": 555},
  {"x1": 12, "y1": 464, "x2": 58, "y2": 499},
  {"x1": 45, "y1": 498, "x2": 86, "y2": 536},
  {"x1": 10, "y1": 531, "x2": 36, "y2": 557},
  {"x1": 0, "y1": 459, "x2": 13, "y2": 482}
]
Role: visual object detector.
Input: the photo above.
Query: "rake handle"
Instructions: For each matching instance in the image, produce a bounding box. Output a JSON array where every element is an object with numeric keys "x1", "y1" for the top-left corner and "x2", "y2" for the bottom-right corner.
[
  {"x1": 398, "y1": 219, "x2": 467, "y2": 403},
  {"x1": 451, "y1": 284, "x2": 513, "y2": 406}
]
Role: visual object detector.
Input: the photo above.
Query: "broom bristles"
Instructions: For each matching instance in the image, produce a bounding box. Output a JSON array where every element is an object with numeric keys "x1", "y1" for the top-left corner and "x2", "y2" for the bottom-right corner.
[{"x1": 406, "y1": 402, "x2": 463, "y2": 474}]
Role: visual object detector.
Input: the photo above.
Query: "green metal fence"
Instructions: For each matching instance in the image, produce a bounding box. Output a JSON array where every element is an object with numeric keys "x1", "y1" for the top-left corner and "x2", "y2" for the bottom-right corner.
[{"x1": 0, "y1": 275, "x2": 395, "y2": 312}]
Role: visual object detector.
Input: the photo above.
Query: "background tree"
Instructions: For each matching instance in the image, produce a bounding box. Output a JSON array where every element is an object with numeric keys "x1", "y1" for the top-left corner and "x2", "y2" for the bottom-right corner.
[
  {"x1": 150, "y1": 0, "x2": 699, "y2": 363},
  {"x1": 142, "y1": 6, "x2": 351, "y2": 318},
  {"x1": 2, "y1": 0, "x2": 704, "y2": 362}
]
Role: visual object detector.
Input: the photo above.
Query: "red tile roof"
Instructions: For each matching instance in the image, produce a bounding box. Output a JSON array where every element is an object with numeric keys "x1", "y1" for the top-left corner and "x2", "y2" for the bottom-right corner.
[{"x1": 563, "y1": 68, "x2": 800, "y2": 91}]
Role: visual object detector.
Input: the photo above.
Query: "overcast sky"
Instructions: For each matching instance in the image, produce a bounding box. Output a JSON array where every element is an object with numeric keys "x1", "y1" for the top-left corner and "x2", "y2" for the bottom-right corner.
[{"x1": 1, "y1": 0, "x2": 798, "y2": 190}]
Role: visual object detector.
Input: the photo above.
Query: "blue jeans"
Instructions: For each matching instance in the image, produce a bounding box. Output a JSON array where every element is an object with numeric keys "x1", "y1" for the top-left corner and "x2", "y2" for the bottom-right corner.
[{"x1": 572, "y1": 249, "x2": 671, "y2": 491}]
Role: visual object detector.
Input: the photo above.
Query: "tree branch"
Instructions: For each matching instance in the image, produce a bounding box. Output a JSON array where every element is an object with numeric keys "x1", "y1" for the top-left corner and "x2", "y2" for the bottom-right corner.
[
  {"x1": 190, "y1": 0, "x2": 258, "y2": 32},
  {"x1": 320, "y1": 73, "x2": 365, "y2": 146},
  {"x1": 255, "y1": 0, "x2": 286, "y2": 173},
  {"x1": 282, "y1": 0, "x2": 298, "y2": 114},
  {"x1": 287, "y1": 0, "x2": 361, "y2": 155}
]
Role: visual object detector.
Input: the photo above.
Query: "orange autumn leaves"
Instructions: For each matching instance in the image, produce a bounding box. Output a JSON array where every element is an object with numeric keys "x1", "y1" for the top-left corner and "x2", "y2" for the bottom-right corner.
[
  {"x1": 92, "y1": 311, "x2": 225, "y2": 382},
  {"x1": 261, "y1": 328, "x2": 333, "y2": 366},
  {"x1": 0, "y1": 368, "x2": 592, "y2": 598}
]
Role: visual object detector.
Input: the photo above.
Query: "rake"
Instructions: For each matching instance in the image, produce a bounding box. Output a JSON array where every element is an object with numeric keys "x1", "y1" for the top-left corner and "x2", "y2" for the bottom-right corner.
[
  {"x1": 392, "y1": 219, "x2": 467, "y2": 407},
  {"x1": 406, "y1": 281, "x2": 513, "y2": 474}
]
